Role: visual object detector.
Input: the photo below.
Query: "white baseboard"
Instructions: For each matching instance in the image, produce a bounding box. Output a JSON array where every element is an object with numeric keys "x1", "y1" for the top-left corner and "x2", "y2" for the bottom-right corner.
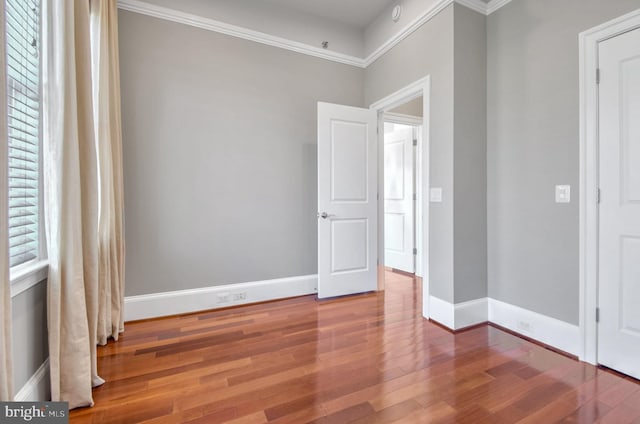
[
  {"x1": 14, "y1": 358, "x2": 50, "y2": 402},
  {"x1": 488, "y1": 298, "x2": 581, "y2": 357},
  {"x1": 428, "y1": 296, "x2": 579, "y2": 357},
  {"x1": 429, "y1": 295, "x2": 455, "y2": 329},
  {"x1": 429, "y1": 296, "x2": 488, "y2": 330},
  {"x1": 124, "y1": 274, "x2": 318, "y2": 321},
  {"x1": 124, "y1": 278, "x2": 580, "y2": 358},
  {"x1": 455, "y1": 297, "x2": 488, "y2": 329}
]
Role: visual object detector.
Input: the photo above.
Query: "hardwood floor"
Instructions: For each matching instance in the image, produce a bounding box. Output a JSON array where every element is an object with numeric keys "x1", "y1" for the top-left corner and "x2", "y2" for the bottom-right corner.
[{"x1": 71, "y1": 272, "x2": 640, "y2": 423}]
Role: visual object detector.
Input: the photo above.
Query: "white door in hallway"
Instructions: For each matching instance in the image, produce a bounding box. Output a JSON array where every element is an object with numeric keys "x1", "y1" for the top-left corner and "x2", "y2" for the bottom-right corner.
[
  {"x1": 384, "y1": 126, "x2": 415, "y2": 273},
  {"x1": 597, "y1": 27, "x2": 640, "y2": 379},
  {"x1": 317, "y1": 102, "x2": 378, "y2": 299}
]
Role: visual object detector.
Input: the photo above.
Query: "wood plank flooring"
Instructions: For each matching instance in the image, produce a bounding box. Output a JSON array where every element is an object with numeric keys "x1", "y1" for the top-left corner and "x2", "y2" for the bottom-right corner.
[{"x1": 70, "y1": 271, "x2": 640, "y2": 423}]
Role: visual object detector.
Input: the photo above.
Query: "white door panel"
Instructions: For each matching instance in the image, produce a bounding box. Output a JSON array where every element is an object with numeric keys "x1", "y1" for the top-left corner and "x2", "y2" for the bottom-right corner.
[
  {"x1": 598, "y1": 27, "x2": 640, "y2": 379},
  {"x1": 384, "y1": 127, "x2": 414, "y2": 272},
  {"x1": 331, "y1": 122, "x2": 368, "y2": 201},
  {"x1": 331, "y1": 219, "x2": 368, "y2": 273},
  {"x1": 318, "y1": 102, "x2": 377, "y2": 299}
]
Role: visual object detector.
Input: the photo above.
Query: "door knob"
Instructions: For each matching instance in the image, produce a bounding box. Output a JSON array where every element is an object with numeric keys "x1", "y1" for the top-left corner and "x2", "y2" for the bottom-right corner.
[{"x1": 318, "y1": 212, "x2": 335, "y2": 219}]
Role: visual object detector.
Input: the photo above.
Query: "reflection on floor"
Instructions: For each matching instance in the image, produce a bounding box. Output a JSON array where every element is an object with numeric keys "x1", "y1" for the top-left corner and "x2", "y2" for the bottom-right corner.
[{"x1": 70, "y1": 270, "x2": 640, "y2": 423}]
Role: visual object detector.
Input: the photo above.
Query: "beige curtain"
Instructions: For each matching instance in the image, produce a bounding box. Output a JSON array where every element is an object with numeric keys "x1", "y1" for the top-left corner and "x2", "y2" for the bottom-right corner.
[
  {"x1": 43, "y1": 0, "x2": 102, "y2": 409},
  {"x1": 90, "y1": 0, "x2": 125, "y2": 345},
  {"x1": 43, "y1": 0, "x2": 126, "y2": 409},
  {"x1": 0, "y1": 0, "x2": 14, "y2": 402}
]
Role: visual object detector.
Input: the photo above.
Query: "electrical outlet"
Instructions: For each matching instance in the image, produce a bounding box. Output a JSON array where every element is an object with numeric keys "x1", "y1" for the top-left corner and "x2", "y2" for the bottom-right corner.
[
  {"x1": 217, "y1": 293, "x2": 230, "y2": 304},
  {"x1": 555, "y1": 185, "x2": 571, "y2": 203},
  {"x1": 517, "y1": 321, "x2": 532, "y2": 332},
  {"x1": 232, "y1": 292, "x2": 247, "y2": 301}
]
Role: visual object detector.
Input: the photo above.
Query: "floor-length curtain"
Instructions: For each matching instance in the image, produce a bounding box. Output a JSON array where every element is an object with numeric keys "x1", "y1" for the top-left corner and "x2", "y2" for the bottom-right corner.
[
  {"x1": 42, "y1": 0, "x2": 102, "y2": 409},
  {"x1": 90, "y1": 0, "x2": 125, "y2": 346},
  {"x1": 0, "y1": 0, "x2": 14, "y2": 402}
]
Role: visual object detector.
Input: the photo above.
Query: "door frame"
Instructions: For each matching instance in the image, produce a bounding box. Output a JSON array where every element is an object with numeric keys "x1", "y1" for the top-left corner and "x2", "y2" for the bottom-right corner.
[
  {"x1": 370, "y1": 75, "x2": 431, "y2": 318},
  {"x1": 579, "y1": 8, "x2": 640, "y2": 365}
]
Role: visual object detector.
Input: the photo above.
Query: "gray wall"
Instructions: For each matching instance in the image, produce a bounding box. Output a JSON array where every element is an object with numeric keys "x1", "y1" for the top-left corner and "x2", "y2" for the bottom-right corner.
[
  {"x1": 12, "y1": 280, "x2": 49, "y2": 395},
  {"x1": 487, "y1": 0, "x2": 640, "y2": 324},
  {"x1": 453, "y1": 4, "x2": 487, "y2": 303},
  {"x1": 389, "y1": 97, "x2": 423, "y2": 117},
  {"x1": 365, "y1": 4, "x2": 455, "y2": 303},
  {"x1": 119, "y1": 10, "x2": 364, "y2": 296},
  {"x1": 119, "y1": 0, "x2": 640, "y2": 324}
]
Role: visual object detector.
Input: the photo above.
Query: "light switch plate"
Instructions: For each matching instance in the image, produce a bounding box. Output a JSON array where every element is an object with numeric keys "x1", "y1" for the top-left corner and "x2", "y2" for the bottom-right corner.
[
  {"x1": 430, "y1": 188, "x2": 443, "y2": 203},
  {"x1": 555, "y1": 185, "x2": 571, "y2": 203}
]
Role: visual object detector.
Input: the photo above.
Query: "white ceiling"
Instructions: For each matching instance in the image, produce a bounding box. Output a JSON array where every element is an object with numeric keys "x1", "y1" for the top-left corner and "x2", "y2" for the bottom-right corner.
[{"x1": 260, "y1": 0, "x2": 398, "y2": 29}]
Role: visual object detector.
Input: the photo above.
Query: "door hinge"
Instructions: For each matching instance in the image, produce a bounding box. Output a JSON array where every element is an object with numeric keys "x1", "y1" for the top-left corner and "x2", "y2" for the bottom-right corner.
[
  {"x1": 413, "y1": 139, "x2": 418, "y2": 146},
  {"x1": 413, "y1": 193, "x2": 417, "y2": 201},
  {"x1": 596, "y1": 187, "x2": 601, "y2": 204},
  {"x1": 596, "y1": 307, "x2": 600, "y2": 323},
  {"x1": 413, "y1": 247, "x2": 417, "y2": 255},
  {"x1": 596, "y1": 68, "x2": 600, "y2": 84}
]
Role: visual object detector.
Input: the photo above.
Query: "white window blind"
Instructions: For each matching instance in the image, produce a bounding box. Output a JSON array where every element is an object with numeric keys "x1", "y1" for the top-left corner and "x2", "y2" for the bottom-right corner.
[{"x1": 5, "y1": 0, "x2": 40, "y2": 268}]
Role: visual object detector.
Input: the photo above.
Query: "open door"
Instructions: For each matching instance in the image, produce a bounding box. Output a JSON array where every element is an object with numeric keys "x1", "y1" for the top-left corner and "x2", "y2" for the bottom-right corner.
[
  {"x1": 384, "y1": 126, "x2": 415, "y2": 273},
  {"x1": 317, "y1": 102, "x2": 378, "y2": 299},
  {"x1": 597, "y1": 26, "x2": 640, "y2": 380}
]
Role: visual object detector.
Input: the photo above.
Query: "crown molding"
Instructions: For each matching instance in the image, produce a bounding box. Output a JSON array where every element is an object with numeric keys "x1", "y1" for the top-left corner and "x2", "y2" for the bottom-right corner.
[
  {"x1": 455, "y1": 0, "x2": 514, "y2": 16},
  {"x1": 118, "y1": 0, "x2": 513, "y2": 70},
  {"x1": 486, "y1": 0, "x2": 513, "y2": 15},
  {"x1": 364, "y1": 0, "x2": 453, "y2": 67},
  {"x1": 364, "y1": 0, "x2": 506, "y2": 67},
  {"x1": 117, "y1": 0, "x2": 366, "y2": 68},
  {"x1": 455, "y1": 0, "x2": 489, "y2": 15}
]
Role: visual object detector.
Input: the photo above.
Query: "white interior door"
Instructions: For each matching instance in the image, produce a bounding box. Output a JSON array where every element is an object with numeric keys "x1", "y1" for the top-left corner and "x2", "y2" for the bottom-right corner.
[
  {"x1": 597, "y1": 27, "x2": 640, "y2": 379},
  {"x1": 317, "y1": 102, "x2": 378, "y2": 299},
  {"x1": 384, "y1": 126, "x2": 415, "y2": 273}
]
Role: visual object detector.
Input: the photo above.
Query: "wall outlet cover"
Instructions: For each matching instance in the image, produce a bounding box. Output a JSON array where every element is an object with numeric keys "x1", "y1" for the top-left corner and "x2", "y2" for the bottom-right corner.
[
  {"x1": 430, "y1": 187, "x2": 443, "y2": 202},
  {"x1": 555, "y1": 185, "x2": 571, "y2": 203}
]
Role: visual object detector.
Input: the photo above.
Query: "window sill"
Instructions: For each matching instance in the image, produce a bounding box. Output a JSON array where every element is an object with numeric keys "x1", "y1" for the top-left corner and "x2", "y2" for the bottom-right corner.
[{"x1": 10, "y1": 260, "x2": 49, "y2": 298}]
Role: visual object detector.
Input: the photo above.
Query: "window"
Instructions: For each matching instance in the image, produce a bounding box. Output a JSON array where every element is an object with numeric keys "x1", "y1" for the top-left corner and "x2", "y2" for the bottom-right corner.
[{"x1": 5, "y1": 0, "x2": 41, "y2": 269}]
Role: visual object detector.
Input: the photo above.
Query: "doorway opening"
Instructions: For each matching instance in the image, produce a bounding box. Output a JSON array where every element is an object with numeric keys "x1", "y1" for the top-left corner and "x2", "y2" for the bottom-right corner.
[
  {"x1": 382, "y1": 98, "x2": 423, "y2": 280},
  {"x1": 370, "y1": 76, "x2": 430, "y2": 318},
  {"x1": 315, "y1": 76, "x2": 430, "y2": 316}
]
